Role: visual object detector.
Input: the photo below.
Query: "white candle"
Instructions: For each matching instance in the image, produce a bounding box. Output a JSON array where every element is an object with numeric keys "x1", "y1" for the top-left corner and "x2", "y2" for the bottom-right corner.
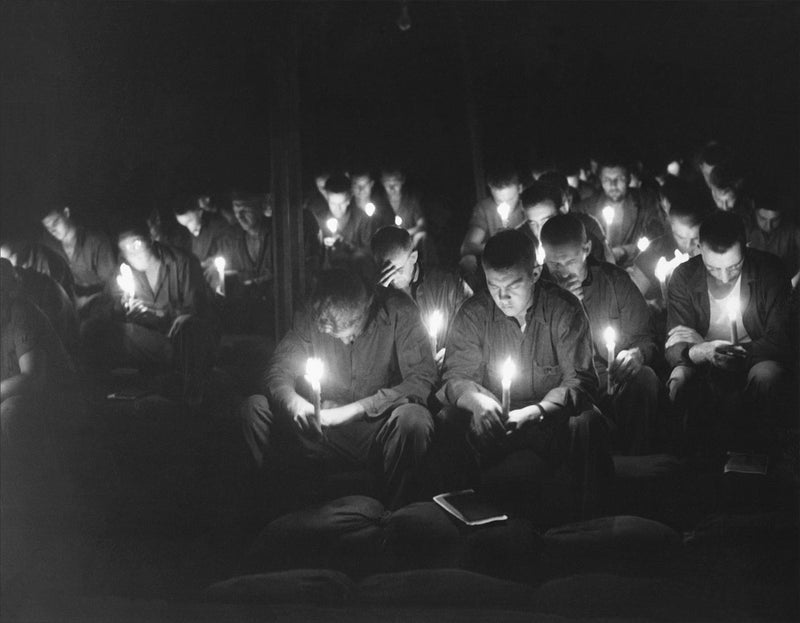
[
  {"x1": 603, "y1": 326, "x2": 616, "y2": 395},
  {"x1": 654, "y1": 256, "x2": 669, "y2": 303},
  {"x1": 326, "y1": 217, "x2": 339, "y2": 235},
  {"x1": 602, "y1": 205, "x2": 615, "y2": 229},
  {"x1": 305, "y1": 357, "x2": 324, "y2": 435},
  {"x1": 500, "y1": 357, "x2": 515, "y2": 419},
  {"x1": 535, "y1": 244, "x2": 546, "y2": 267},
  {"x1": 726, "y1": 299, "x2": 739, "y2": 345},
  {"x1": 394, "y1": 215, "x2": 403, "y2": 227},
  {"x1": 116, "y1": 263, "x2": 136, "y2": 307},
  {"x1": 427, "y1": 309, "x2": 443, "y2": 350},
  {"x1": 365, "y1": 202, "x2": 376, "y2": 217},
  {"x1": 497, "y1": 202, "x2": 511, "y2": 227},
  {"x1": 214, "y1": 256, "x2": 226, "y2": 295},
  {"x1": 637, "y1": 236, "x2": 650, "y2": 253}
]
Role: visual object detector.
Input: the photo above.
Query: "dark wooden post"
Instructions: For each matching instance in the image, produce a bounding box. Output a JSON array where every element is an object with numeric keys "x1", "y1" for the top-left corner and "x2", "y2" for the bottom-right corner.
[{"x1": 270, "y1": 7, "x2": 305, "y2": 342}]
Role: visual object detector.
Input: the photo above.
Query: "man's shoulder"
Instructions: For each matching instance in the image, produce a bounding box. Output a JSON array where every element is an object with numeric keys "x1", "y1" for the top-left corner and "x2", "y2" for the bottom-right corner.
[
  {"x1": 671, "y1": 254, "x2": 704, "y2": 283},
  {"x1": 593, "y1": 258, "x2": 635, "y2": 284},
  {"x1": 538, "y1": 280, "x2": 584, "y2": 314},
  {"x1": 746, "y1": 248, "x2": 789, "y2": 282},
  {"x1": 378, "y1": 286, "x2": 420, "y2": 316},
  {"x1": 575, "y1": 193, "x2": 603, "y2": 214},
  {"x1": 471, "y1": 197, "x2": 495, "y2": 213}
]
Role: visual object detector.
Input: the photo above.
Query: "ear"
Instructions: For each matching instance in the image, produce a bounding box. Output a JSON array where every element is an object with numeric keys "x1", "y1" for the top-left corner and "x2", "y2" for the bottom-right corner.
[
  {"x1": 582, "y1": 240, "x2": 593, "y2": 258},
  {"x1": 532, "y1": 264, "x2": 543, "y2": 283},
  {"x1": 409, "y1": 250, "x2": 419, "y2": 265}
]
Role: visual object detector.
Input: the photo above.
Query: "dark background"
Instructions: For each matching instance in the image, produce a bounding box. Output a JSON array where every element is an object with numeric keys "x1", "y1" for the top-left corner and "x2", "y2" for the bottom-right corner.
[{"x1": 1, "y1": 1, "x2": 798, "y2": 242}]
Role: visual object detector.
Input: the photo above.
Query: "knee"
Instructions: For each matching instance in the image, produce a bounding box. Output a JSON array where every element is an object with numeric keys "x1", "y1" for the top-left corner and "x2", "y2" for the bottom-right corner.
[
  {"x1": 239, "y1": 394, "x2": 274, "y2": 429},
  {"x1": 667, "y1": 365, "x2": 694, "y2": 401},
  {"x1": 628, "y1": 365, "x2": 661, "y2": 398},
  {"x1": 571, "y1": 407, "x2": 611, "y2": 439},
  {"x1": 747, "y1": 360, "x2": 786, "y2": 392},
  {"x1": 391, "y1": 404, "x2": 434, "y2": 443},
  {"x1": 1, "y1": 395, "x2": 38, "y2": 441}
]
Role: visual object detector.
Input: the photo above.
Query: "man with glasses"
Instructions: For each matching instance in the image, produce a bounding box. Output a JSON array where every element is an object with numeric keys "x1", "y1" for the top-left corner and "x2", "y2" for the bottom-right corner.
[{"x1": 665, "y1": 211, "x2": 793, "y2": 454}]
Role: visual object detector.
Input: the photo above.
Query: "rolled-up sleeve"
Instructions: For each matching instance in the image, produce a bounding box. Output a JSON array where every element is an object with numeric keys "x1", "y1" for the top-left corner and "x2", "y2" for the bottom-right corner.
[
  {"x1": 265, "y1": 311, "x2": 312, "y2": 411},
  {"x1": 665, "y1": 264, "x2": 696, "y2": 368}
]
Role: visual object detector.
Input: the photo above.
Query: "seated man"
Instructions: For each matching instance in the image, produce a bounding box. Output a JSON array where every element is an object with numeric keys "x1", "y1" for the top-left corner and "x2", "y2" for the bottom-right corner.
[
  {"x1": 350, "y1": 166, "x2": 393, "y2": 227},
  {"x1": 174, "y1": 196, "x2": 235, "y2": 287},
  {"x1": 380, "y1": 166, "x2": 427, "y2": 244},
  {"x1": 240, "y1": 269, "x2": 437, "y2": 510},
  {"x1": 665, "y1": 211, "x2": 793, "y2": 454},
  {"x1": 517, "y1": 181, "x2": 612, "y2": 263},
  {"x1": 459, "y1": 165, "x2": 526, "y2": 288},
  {"x1": 303, "y1": 165, "x2": 333, "y2": 231},
  {"x1": 744, "y1": 193, "x2": 800, "y2": 289},
  {"x1": 540, "y1": 215, "x2": 663, "y2": 455},
  {"x1": 574, "y1": 156, "x2": 664, "y2": 268},
  {"x1": 1, "y1": 238, "x2": 76, "y2": 301},
  {"x1": 708, "y1": 159, "x2": 754, "y2": 218},
  {"x1": 629, "y1": 199, "x2": 706, "y2": 309},
  {"x1": 40, "y1": 204, "x2": 117, "y2": 331},
  {"x1": 438, "y1": 229, "x2": 612, "y2": 516},
  {"x1": 321, "y1": 173, "x2": 376, "y2": 274},
  {"x1": 371, "y1": 226, "x2": 472, "y2": 367},
  {"x1": 103, "y1": 226, "x2": 216, "y2": 404}
]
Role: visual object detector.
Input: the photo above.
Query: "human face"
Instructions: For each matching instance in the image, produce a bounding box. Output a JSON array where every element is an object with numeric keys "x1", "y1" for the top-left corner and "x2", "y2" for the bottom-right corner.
[
  {"x1": 711, "y1": 186, "x2": 736, "y2": 211},
  {"x1": 327, "y1": 192, "x2": 351, "y2": 219},
  {"x1": 489, "y1": 184, "x2": 521, "y2": 210},
  {"x1": 485, "y1": 264, "x2": 535, "y2": 320},
  {"x1": 670, "y1": 218, "x2": 701, "y2": 256},
  {"x1": 701, "y1": 242, "x2": 744, "y2": 287},
  {"x1": 176, "y1": 210, "x2": 203, "y2": 237},
  {"x1": 315, "y1": 175, "x2": 329, "y2": 197},
  {"x1": 41, "y1": 209, "x2": 72, "y2": 241},
  {"x1": 543, "y1": 240, "x2": 590, "y2": 283},
  {"x1": 381, "y1": 174, "x2": 405, "y2": 202},
  {"x1": 524, "y1": 201, "x2": 558, "y2": 240},
  {"x1": 233, "y1": 202, "x2": 262, "y2": 233},
  {"x1": 700, "y1": 162, "x2": 714, "y2": 187},
  {"x1": 118, "y1": 235, "x2": 153, "y2": 272},
  {"x1": 600, "y1": 166, "x2": 629, "y2": 203},
  {"x1": 383, "y1": 248, "x2": 418, "y2": 291},
  {"x1": 351, "y1": 175, "x2": 374, "y2": 204},
  {"x1": 323, "y1": 305, "x2": 370, "y2": 345},
  {"x1": 755, "y1": 209, "x2": 782, "y2": 235}
]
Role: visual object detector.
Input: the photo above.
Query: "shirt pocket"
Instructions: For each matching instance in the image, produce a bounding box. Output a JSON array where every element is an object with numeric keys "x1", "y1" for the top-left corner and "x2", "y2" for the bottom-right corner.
[{"x1": 533, "y1": 362, "x2": 562, "y2": 397}]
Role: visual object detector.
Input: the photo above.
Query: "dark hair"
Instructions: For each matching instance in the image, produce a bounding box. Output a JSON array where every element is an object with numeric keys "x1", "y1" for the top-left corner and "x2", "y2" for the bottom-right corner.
[
  {"x1": 539, "y1": 213, "x2": 588, "y2": 248},
  {"x1": 482, "y1": 229, "x2": 535, "y2": 272},
  {"x1": 486, "y1": 164, "x2": 520, "y2": 189},
  {"x1": 520, "y1": 182, "x2": 563, "y2": 211},
  {"x1": 699, "y1": 210, "x2": 746, "y2": 253},
  {"x1": 380, "y1": 164, "x2": 405, "y2": 180},
  {"x1": 173, "y1": 195, "x2": 203, "y2": 216},
  {"x1": 324, "y1": 173, "x2": 352, "y2": 196},
  {"x1": 699, "y1": 140, "x2": 732, "y2": 168},
  {"x1": 709, "y1": 160, "x2": 745, "y2": 192},
  {"x1": 755, "y1": 193, "x2": 792, "y2": 215},
  {"x1": 370, "y1": 226, "x2": 413, "y2": 262},
  {"x1": 310, "y1": 269, "x2": 373, "y2": 334},
  {"x1": 117, "y1": 222, "x2": 152, "y2": 244},
  {"x1": 537, "y1": 171, "x2": 570, "y2": 195},
  {"x1": 597, "y1": 154, "x2": 630, "y2": 174},
  {"x1": 348, "y1": 164, "x2": 373, "y2": 181},
  {"x1": 668, "y1": 199, "x2": 707, "y2": 228}
]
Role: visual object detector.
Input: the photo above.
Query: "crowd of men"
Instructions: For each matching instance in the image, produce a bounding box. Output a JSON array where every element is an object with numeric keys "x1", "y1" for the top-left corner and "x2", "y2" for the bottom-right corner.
[{"x1": 1, "y1": 141, "x2": 797, "y2": 517}]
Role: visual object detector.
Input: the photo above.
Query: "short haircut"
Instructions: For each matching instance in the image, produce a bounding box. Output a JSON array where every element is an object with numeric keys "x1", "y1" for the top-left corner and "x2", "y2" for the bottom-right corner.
[
  {"x1": 668, "y1": 199, "x2": 707, "y2": 228},
  {"x1": 174, "y1": 195, "x2": 204, "y2": 216},
  {"x1": 348, "y1": 164, "x2": 373, "y2": 181},
  {"x1": 539, "y1": 213, "x2": 588, "y2": 248},
  {"x1": 324, "y1": 173, "x2": 352, "y2": 196},
  {"x1": 597, "y1": 154, "x2": 630, "y2": 174},
  {"x1": 370, "y1": 226, "x2": 413, "y2": 262},
  {"x1": 755, "y1": 193, "x2": 792, "y2": 215},
  {"x1": 709, "y1": 160, "x2": 745, "y2": 192},
  {"x1": 482, "y1": 229, "x2": 536, "y2": 273},
  {"x1": 520, "y1": 182, "x2": 562, "y2": 211},
  {"x1": 699, "y1": 210, "x2": 746, "y2": 253},
  {"x1": 310, "y1": 268, "x2": 373, "y2": 334},
  {"x1": 117, "y1": 222, "x2": 152, "y2": 245},
  {"x1": 380, "y1": 164, "x2": 405, "y2": 179},
  {"x1": 699, "y1": 140, "x2": 732, "y2": 167},
  {"x1": 486, "y1": 164, "x2": 519, "y2": 189},
  {"x1": 537, "y1": 171, "x2": 570, "y2": 195}
]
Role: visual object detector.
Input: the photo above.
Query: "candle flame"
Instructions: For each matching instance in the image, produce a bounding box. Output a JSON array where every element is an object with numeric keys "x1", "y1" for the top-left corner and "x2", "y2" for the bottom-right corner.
[
  {"x1": 214, "y1": 256, "x2": 226, "y2": 273},
  {"x1": 602, "y1": 206, "x2": 615, "y2": 226},
  {"x1": 726, "y1": 298, "x2": 739, "y2": 322},
  {"x1": 116, "y1": 263, "x2": 136, "y2": 298},
  {"x1": 365, "y1": 202, "x2": 376, "y2": 217},
  {"x1": 326, "y1": 218, "x2": 339, "y2": 234},
  {"x1": 667, "y1": 160, "x2": 681, "y2": 176},
  {"x1": 497, "y1": 202, "x2": 511, "y2": 223},
  {"x1": 500, "y1": 357, "x2": 516, "y2": 383},
  {"x1": 535, "y1": 244, "x2": 546, "y2": 266},
  {"x1": 637, "y1": 236, "x2": 651, "y2": 252},
  {"x1": 603, "y1": 326, "x2": 616, "y2": 347},
  {"x1": 394, "y1": 215, "x2": 403, "y2": 227},
  {"x1": 654, "y1": 256, "x2": 669, "y2": 283},
  {"x1": 427, "y1": 309, "x2": 443, "y2": 339},
  {"x1": 305, "y1": 357, "x2": 323, "y2": 385},
  {"x1": 673, "y1": 249, "x2": 690, "y2": 265}
]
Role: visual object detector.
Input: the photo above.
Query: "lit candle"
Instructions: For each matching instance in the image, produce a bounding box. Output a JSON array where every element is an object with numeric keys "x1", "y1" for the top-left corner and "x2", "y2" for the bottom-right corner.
[
  {"x1": 326, "y1": 217, "x2": 339, "y2": 235},
  {"x1": 637, "y1": 236, "x2": 650, "y2": 253},
  {"x1": 667, "y1": 160, "x2": 681, "y2": 177},
  {"x1": 500, "y1": 357, "x2": 515, "y2": 419},
  {"x1": 305, "y1": 357, "x2": 324, "y2": 436},
  {"x1": 427, "y1": 309, "x2": 443, "y2": 350},
  {"x1": 365, "y1": 202, "x2": 376, "y2": 217},
  {"x1": 535, "y1": 244, "x2": 546, "y2": 267},
  {"x1": 214, "y1": 256, "x2": 226, "y2": 295},
  {"x1": 116, "y1": 263, "x2": 136, "y2": 307},
  {"x1": 654, "y1": 256, "x2": 669, "y2": 303},
  {"x1": 394, "y1": 215, "x2": 403, "y2": 227},
  {"x1": 497, "y1": 202, "x2": 511, "y2": 227},
  {"x1": 602, "y1": 205, "x2": 615, "y2": 229},
  {"x1": 727, "y1": 299, "x2": 739, "y2": 345},
  {"x1": 603, "y1": 326, "x2": 616, "y2": 395}
]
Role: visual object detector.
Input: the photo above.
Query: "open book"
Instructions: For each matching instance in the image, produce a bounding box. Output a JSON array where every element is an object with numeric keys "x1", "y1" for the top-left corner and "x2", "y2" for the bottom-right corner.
[
  {"x1": 433, "y1": 489, "x2": 508, "y2": 526},
  {"x1": 724, "y1": 452, "x2": 769, "y2": 475}
]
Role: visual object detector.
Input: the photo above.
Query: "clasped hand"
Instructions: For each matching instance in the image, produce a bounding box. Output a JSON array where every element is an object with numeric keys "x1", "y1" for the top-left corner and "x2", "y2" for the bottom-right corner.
[{"x1": 608, "y1": 348, "x2": 644, "y2": 384}]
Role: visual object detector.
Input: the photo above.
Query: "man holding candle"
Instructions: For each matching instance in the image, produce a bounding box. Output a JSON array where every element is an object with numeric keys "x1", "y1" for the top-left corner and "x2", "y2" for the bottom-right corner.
[
  {"x1": 439, "y1": 229, "x2": 612, "y2": 516},
  {"x1": 350, "y1": 166, "x2": 393, "y2": 227},
  {"x1": 540, "y1": 214, "x2": 663, "y2": 455},
  {"x1": 665, "y1": 211, "x2": 793, "y2": 453},
  {"x1": 574, "y1": 156, "x2": 664, "y2": 268},
  {"x1": 459, "y1": 165, "x2": 526, "y2": 289},
  {"x1": 321, "y1": 174, "x2": 375, "y2": 273},
  {"x1": 240, "y1": 268, "x2": 438, "y2": 510},
  {"x1": 173, "y1": 196, "x2": 236, "y2": 287}
]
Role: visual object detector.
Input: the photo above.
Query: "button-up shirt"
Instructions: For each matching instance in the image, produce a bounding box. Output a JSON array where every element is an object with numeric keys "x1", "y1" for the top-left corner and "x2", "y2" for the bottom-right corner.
[
  {"x1": 266, "y1": 288, "x2": 437, "y2": 418},
  {"x1": 408, "y1": 266, "x2": 473, "y2": 351},
  {"x1": 190, "y1": 212, "x2": 236, "y2": 263},
  {"x1": 47, "y1": 227, "x2": 117, "y2": 298},
  {"x1": 438, "y1": 282, "x2": 598, "y2": 421},
  {"x1": 218, "y1": 221, "x2": 273, "y2": 284},
  {"x1": 745, "y1": 218, "x2": 800, "y2": 279},
  {"x1": 666, "y1": 248, "x2": 793, "y2": 368}
]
